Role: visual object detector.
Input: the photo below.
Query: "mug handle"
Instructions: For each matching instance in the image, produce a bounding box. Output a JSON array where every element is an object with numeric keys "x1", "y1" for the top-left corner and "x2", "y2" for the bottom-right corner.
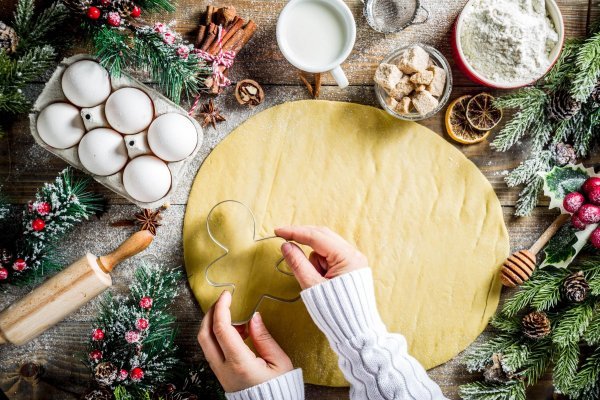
[{"x1": 330, "y1": 65, "x2": 349, "y2": 88}]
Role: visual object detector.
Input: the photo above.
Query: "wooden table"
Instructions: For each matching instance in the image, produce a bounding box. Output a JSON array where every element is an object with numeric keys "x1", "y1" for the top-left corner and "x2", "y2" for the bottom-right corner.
[{"x1": 0, "y1": 0, "x2": 598, "y2": 398}]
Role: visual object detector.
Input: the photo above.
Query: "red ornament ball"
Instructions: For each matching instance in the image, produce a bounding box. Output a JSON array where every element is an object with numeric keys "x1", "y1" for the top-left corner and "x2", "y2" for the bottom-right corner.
[
  {"x1": 139, "y1": 296, "x2": 153, "y2": 309},
  {"x1": 130, "y1": 367, "x2": 144, "y2": 381},
  {"x1": 12, "y1": 258, "x2": 27, "y2": 271},
  {"x1": 92, "y1": 328, "x2": 105, "y2": 341},
  {"x1": 86, "y1": 6, "x2": 101, "y2": 20},
  {"x1": 89, "y1": 349, "x2": 103, "y2": 361},
  {"x1": 583, "y1": 177, "x2": 600, "y2": 195},
  {"x1": 118, "y1": 369, "x2": 128, "y2": 380},
  {"x1": 578, "y1": 204, "x2": 600, "y2": 224},
  {"x1": 36, "y1": 202, "x2": 51, "y2": 216},
  {"x1": 107, "y1": 11, "x2": 121, "y2": 26},
  {"x1": 0, "y1": 267, "x2": 8, "y2": 280},
  {"x1": 572, "y1": 213, "x2": 588, "y2": 230},
  {"x1": 563, "y1": 191, "x2": 586, "y2": 213},
  {"x1": 135, "y1": 318, "x2": 149, "y2": 330},
  {"x1": 130, "y1": 5, "x2": 141, "y2": 17},
  {"x1": 32, "y1": 218, "x2": 46, "y2": 231},
  {"x1": 591, "y1": 227, "x2": 600, "y2": 249}
]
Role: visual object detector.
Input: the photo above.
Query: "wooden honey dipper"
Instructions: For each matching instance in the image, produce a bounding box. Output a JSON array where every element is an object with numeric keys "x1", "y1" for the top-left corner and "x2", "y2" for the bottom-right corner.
[{"x1": 501, "y1": 213, "x2": 571, "y2": 287}]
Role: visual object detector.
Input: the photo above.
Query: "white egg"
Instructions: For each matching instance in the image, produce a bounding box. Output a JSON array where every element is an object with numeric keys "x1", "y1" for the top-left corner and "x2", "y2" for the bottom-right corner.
[
  {"x1": 61, "y1": 60, "x2": 111, "y2": 107},
  {"x1": 147, "y1": 113, "x2": 198, "y2": 162},
  {"x1": 105, "y1": 88, "x2": 154, "y2": 134},
  {"x1": 123, "y1": 155, "x2": 171, "y2": 202},
  {"x1": 78, "y1": 128, "x2": 128, "y2": 176},
  {"x1": 37, "y1": 102, "x2": 85, "y2": 149}
]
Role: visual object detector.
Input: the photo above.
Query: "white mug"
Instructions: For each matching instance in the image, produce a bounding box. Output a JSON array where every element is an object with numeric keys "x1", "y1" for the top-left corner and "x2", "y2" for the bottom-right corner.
[{"x1": 276, "y1": 0, "x2": 356, "y2": 88}]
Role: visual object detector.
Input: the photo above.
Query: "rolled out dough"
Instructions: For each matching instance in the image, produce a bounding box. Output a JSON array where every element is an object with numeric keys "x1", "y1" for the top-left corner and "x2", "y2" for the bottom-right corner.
[{"x1": 183, "y1": 100, "x2": 509, "y2": 387}]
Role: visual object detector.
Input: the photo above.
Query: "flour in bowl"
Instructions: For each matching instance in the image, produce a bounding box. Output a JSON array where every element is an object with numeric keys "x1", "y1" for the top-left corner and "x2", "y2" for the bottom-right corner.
[{"x1": 460, "y1": 0, "x2": 558, "y2": 85}]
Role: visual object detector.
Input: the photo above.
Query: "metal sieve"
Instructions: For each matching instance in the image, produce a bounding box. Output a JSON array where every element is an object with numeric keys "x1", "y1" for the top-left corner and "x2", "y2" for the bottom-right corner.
[{"x1": 363, "y1": 0, "x2": 429, "y2": 33}]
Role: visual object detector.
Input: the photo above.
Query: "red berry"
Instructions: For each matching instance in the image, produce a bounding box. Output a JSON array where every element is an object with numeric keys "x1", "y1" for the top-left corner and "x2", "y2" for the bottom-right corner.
[
  {"x1": 591, "y1": 227, "x2": 600, "y2": 249},
  {"x1": 92, "y1": 328, "x2": 105, "y2": 341},
  {"x1": 130, "y1": 367, "x2": 144, "y2": 381},
  {"x1": 86, "y1": 6, "x2": 101, "y2": 20},
  {"x1": 36, "y1": 202, "x2": 51, "y2": 216},
  {"x1": 107, "y1": 11, "x2": 121, "y2": 26},
  {"x1": 563, "y1": 191, "x2": 586, "y2": 213},
  {"x1": 12, "y1": 258, "x2": 27, "y2": 271},
  {"x1": 583, "y1": 177, "x2": 600, "y2": 195},
  {"x1": 89, "y1": 349, "x2": 103, "y2": 361},
  {"x1": 125, "y1": 330, "x2": 140, "y2": 343},
  {"x1": 572, "y1": 213, "x2": 587, "y2": 230},
  {"x1": 118, "y1": 369, "x2": 128, "y2": 380},
  {"x1": 32, "y1": 218, "x2": 45, "y2": 231},
  {"x1": 139, "y1": 296, "x2": 153, "y2": 309},
  {"x1": 135, "y1": 318, "x2": 149, "y2": 330},
  {"x1": 0, "y1": 267, "x2": 8, "y2": 280},
  {"x1": 578, "y1": 204, "x2": 600, "y2": 224},
  {"x1": 588, "y1": 187, "x2": 600, "y2": 206},
  {"x1": 130, "y1": 5, "x2": 141, "y2": 18}
]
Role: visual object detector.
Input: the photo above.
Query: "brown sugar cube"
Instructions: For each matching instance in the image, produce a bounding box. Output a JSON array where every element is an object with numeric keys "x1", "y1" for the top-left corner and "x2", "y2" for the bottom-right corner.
[
  {"x1": 397, "y1": 46, "x2": 430, "y2": 74},
  {"x1": 395, "y1": 96, "x2": 412, "y2": 114},
  {"x1": 414, "y1": 84, "x2": 427, "y2": 92},
  {"x1": 385, "y1": 96, "x2": 398, "y2": 109},
  {"x1": 390, "y1": 76, "x2": 414, "y2": 100},
  {"x1": 374, "y1": 63, "x2": 403, "y2": 92},
  {"x1": 411, "y1": 91, "x2": 439, "y2": 115},
  {"x1": 426, "y1": 65, "x2": 447, "y2": 97},
  {"x1": 410, "y1": 70, "x2": 434, "y2": 85}
]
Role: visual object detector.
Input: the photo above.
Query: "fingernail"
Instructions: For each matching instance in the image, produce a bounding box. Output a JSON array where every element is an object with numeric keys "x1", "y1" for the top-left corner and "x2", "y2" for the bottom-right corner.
[
  {"x1": 252, "y1": 312, "x2": 262, "y2": 325},
  {"x1": 219, "y1": 290, "x2": 231, "y2": 300},
  {"x1": 281, "y1": 242, "x2": 293, "y2": 256}
]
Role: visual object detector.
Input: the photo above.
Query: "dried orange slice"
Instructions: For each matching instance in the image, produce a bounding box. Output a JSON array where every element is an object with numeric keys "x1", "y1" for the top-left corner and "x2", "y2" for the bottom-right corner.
[
  {"x1": 466, "y1": 93, "x2": 502, "y2": 131},
  {"x1": 445, "y1": 95, "x2": 489, "y2": 144}
]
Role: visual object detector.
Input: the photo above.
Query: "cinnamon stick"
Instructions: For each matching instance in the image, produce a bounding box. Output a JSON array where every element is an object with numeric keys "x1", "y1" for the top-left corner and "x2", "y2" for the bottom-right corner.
[
  {"x1": 206, "y1": 5, "x2": 217, "y2": 24},
  {"x1": 200, "y1": 23, "x2": 217, "y2": 51},
  {"x1": 195, "y1": 25, "x2": 207, "y2": 47},
  {"x1": 314, "y1": 73, "x2": 321, "y2": 98},
  {"x1": 230, "y1": 20, "x2": 257, "y2": 54},
  {"x1": 222, "y1": 28, "x2": 245, "y2": 51},
  {"x1": 209, "y1": 17, "x2": 245, "y2": 54},
  {"x1": 299, "y1": 72, "x2": 314, "y2": 96}
]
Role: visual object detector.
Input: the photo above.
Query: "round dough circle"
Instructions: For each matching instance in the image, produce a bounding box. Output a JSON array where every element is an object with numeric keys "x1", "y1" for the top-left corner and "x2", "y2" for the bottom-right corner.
[
  {"x1": 183, "y1": 101, "x2": 508, "y2": 387},
  {"x1": 61, "y1": 60, "x2": 111, "y2": 107},
  {"x1": 37, "y1": 102, "x2": 85, "y2": 149},
  {"x1": 105, "y1": 88, "x2": 154, "y2": 134},
  {"x1": 78, "y1": 128, "x2": 128, "y2": 176},
  {"x1": 148, "y1": 113, "x2": 198, "y2": 162}
]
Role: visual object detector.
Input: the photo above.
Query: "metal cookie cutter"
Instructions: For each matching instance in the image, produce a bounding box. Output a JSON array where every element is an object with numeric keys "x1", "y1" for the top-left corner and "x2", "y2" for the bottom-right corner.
[
  {"x1": 363, "y1": 0, "x2": 429, "y2": 34},
  {"x1": 204, "y1": 200, "x2": 300, "y2": 325}
]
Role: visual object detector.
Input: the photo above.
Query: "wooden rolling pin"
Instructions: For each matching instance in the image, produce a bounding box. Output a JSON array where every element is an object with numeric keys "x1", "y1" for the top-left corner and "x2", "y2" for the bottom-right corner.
[
  {"x1": 0, "y1": 230, "x2": 154, "y2": 345},
  {"x1": 500, "y1": 213, "x2": 571, "y2": 287}
]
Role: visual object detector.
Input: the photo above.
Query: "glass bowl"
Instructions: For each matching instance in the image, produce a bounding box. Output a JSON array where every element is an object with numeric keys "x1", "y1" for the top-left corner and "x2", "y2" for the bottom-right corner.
[{"x1": 375, "y1": 44, "x2": 453, "y2": 121}]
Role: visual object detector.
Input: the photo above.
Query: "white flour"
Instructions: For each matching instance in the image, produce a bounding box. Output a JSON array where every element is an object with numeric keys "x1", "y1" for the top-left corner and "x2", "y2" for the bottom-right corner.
[{"x1": 460, "y1": 0, "x2": 558, "y2": 84}]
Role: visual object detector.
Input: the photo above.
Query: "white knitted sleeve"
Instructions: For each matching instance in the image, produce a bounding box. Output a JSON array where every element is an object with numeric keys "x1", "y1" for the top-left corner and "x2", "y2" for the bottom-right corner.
[
  {"x1": 301, "y1": 268, "x2": 447, "y2": 400},
  {"x1": 225, "y1": 369, "x2": 305, "y2": 400}
]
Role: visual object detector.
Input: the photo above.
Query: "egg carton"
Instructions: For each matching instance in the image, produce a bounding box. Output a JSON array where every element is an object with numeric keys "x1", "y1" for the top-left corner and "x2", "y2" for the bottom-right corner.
[{"x1": 29, "y1": 53, "x2": 204, "y2": 209}]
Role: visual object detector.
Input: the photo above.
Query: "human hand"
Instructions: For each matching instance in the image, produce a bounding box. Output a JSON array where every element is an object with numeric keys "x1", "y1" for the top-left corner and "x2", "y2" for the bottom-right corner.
[
  {"x1": 275, "y1": 226, "x2": 368, "y2": 289},
  {"x1": 197, "y1": 291, "x2": 294, "y2": 392}
]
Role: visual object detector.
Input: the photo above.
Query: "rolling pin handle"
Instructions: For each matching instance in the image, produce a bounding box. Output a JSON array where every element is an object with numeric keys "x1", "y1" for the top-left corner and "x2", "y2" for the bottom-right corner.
[{"x1": 97, "y1": 230, "x2": 154, "y2": 273}]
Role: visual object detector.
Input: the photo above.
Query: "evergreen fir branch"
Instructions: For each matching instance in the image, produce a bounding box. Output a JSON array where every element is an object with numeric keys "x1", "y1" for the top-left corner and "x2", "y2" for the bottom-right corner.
[
  {"x1": 583, "y1": 312, "x2": 600, "y2": 346},
  {"x1": 13, "y1": 45, "x2": 56, "y2": 86},
  {"x1": 516, "y1": 338, "x2": 554, "y2": 385},
  {"x1": 93, "y1": 26, "x2": 133, "y2": 78},
  {"x1": 552, "y1": 302, "x2": 594, "y2": 347},
  {"x1": 14, "y1": 0, "x2": 67, "y2": 53},
  {"x1": 463, "y1": 335, "x2": 518, "y2": 373},
  {"x1": 490, "y1": 314, "x2": 521, "y2": 334},
  {"x1": 459, "y1": 380, "x2": 526, "y2": 400},
  {"x1": 492, "y1": 88, "x2": 549, "y2": 152},
  {"x1": 13, "y1": 0, "x2": 35, "y2": 38},
  {"x1": 574, "y1": 105, "x2": 600, "y2": 157},
  {"x1": 553, "y1": 341, "x2": 580, "y2": 394},
  {"x1": 501, "y1": 268, "x2": 568, "y2": 316},
  {"x1": 514, "y1": 176, "x2": 545, "y2": 217},
  {"x1": 505, "y1": 151, "x2": 552, "y2": 188},
  {"x1": 571, "y1": 348, "x2": 600, "y2": 397},
  {"x1": 500, "y1": 342, "x2": 531, "y2": 373},
  {"x1": 136, "y1": 0, "x2": 175, "y2": 12},
  {"x1": 543, "y1": 39, "x2": 584, "y2": 91},
  {"x1": 571, "y1": 30, "x2": 600, "y2": 102}
]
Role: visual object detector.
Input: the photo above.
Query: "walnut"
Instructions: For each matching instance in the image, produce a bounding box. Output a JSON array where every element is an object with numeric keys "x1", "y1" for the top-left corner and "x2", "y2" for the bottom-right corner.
[
  {"x1": 235, "y1": 79, "x2": 264, "y2": 107},
  {"x1": 216, "y1": 6, "x2": 237, "y2": 25}
]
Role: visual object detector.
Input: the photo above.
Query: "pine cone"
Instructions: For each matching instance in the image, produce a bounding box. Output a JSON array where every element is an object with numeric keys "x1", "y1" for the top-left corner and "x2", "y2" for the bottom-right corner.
[
  {"x1": 563, "y1": 271, "x2": 589, "y2": 303},
  {"x1": 522, "y1": 311, "x2": 551, "y2": 339},
  {"x1": 113, "y1": 0, "x2": 136, "y2": 17},
  {"x1": 547, "y1": 90, "x2": 582, "y2": 121},
  {"x1": 80, "y1": 387, "x2": 112, "y2": 400},
  {"x1": 483, "y1": 353, "x2": 512, "y2": 383},
  {"x1": 94, "y1": 362, "x2": 117, "y2": 386},
  {"x1": 0, "y1": 21, "x2": 18, "y2": 54},
  {"x1": 62, "y1": 0, "x2": 94, "y2": 13},
  {"x1": 551, "y1": 142, "x2": 577, "y2": 166}
]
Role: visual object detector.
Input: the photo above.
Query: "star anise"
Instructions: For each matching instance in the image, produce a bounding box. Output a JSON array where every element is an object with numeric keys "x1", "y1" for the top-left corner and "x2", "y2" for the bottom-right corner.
[
  {"x1": 135, "y1": 208, "x2": 162, "y2": 236},
  {"x1": 199, "y1": 99, "x2": 226, "y2": 129}
]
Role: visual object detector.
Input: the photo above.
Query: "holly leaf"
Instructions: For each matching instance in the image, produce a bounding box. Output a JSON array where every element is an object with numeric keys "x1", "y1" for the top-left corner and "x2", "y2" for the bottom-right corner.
[
  {"x1": 540, "y1": 164, "x2": 595, "y2": 212},
  {"x1": 541, "y1": 223, "x2": 597, "y2": 268}
]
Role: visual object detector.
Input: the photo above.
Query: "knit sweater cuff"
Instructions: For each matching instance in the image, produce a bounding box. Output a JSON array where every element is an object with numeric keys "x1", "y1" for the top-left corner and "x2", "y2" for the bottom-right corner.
[
  {"x1": 300, "y1": 268, "x2": 386, "y2": 344},
  {"x1": 224, "y1": 369, "x2": 304, "y2": 400}
]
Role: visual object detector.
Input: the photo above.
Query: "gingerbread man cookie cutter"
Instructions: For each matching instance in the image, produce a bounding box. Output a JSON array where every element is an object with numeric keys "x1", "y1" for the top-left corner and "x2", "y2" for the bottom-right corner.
[{"x1": 204, "y1": 200, "x2": 300, "y2": 325}]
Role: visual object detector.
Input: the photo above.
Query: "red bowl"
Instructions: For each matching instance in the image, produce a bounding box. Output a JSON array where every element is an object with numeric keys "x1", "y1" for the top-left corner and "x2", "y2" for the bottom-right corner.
[{"x1": 452, "y1": 0, "x2": 565, "y2": 89}]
